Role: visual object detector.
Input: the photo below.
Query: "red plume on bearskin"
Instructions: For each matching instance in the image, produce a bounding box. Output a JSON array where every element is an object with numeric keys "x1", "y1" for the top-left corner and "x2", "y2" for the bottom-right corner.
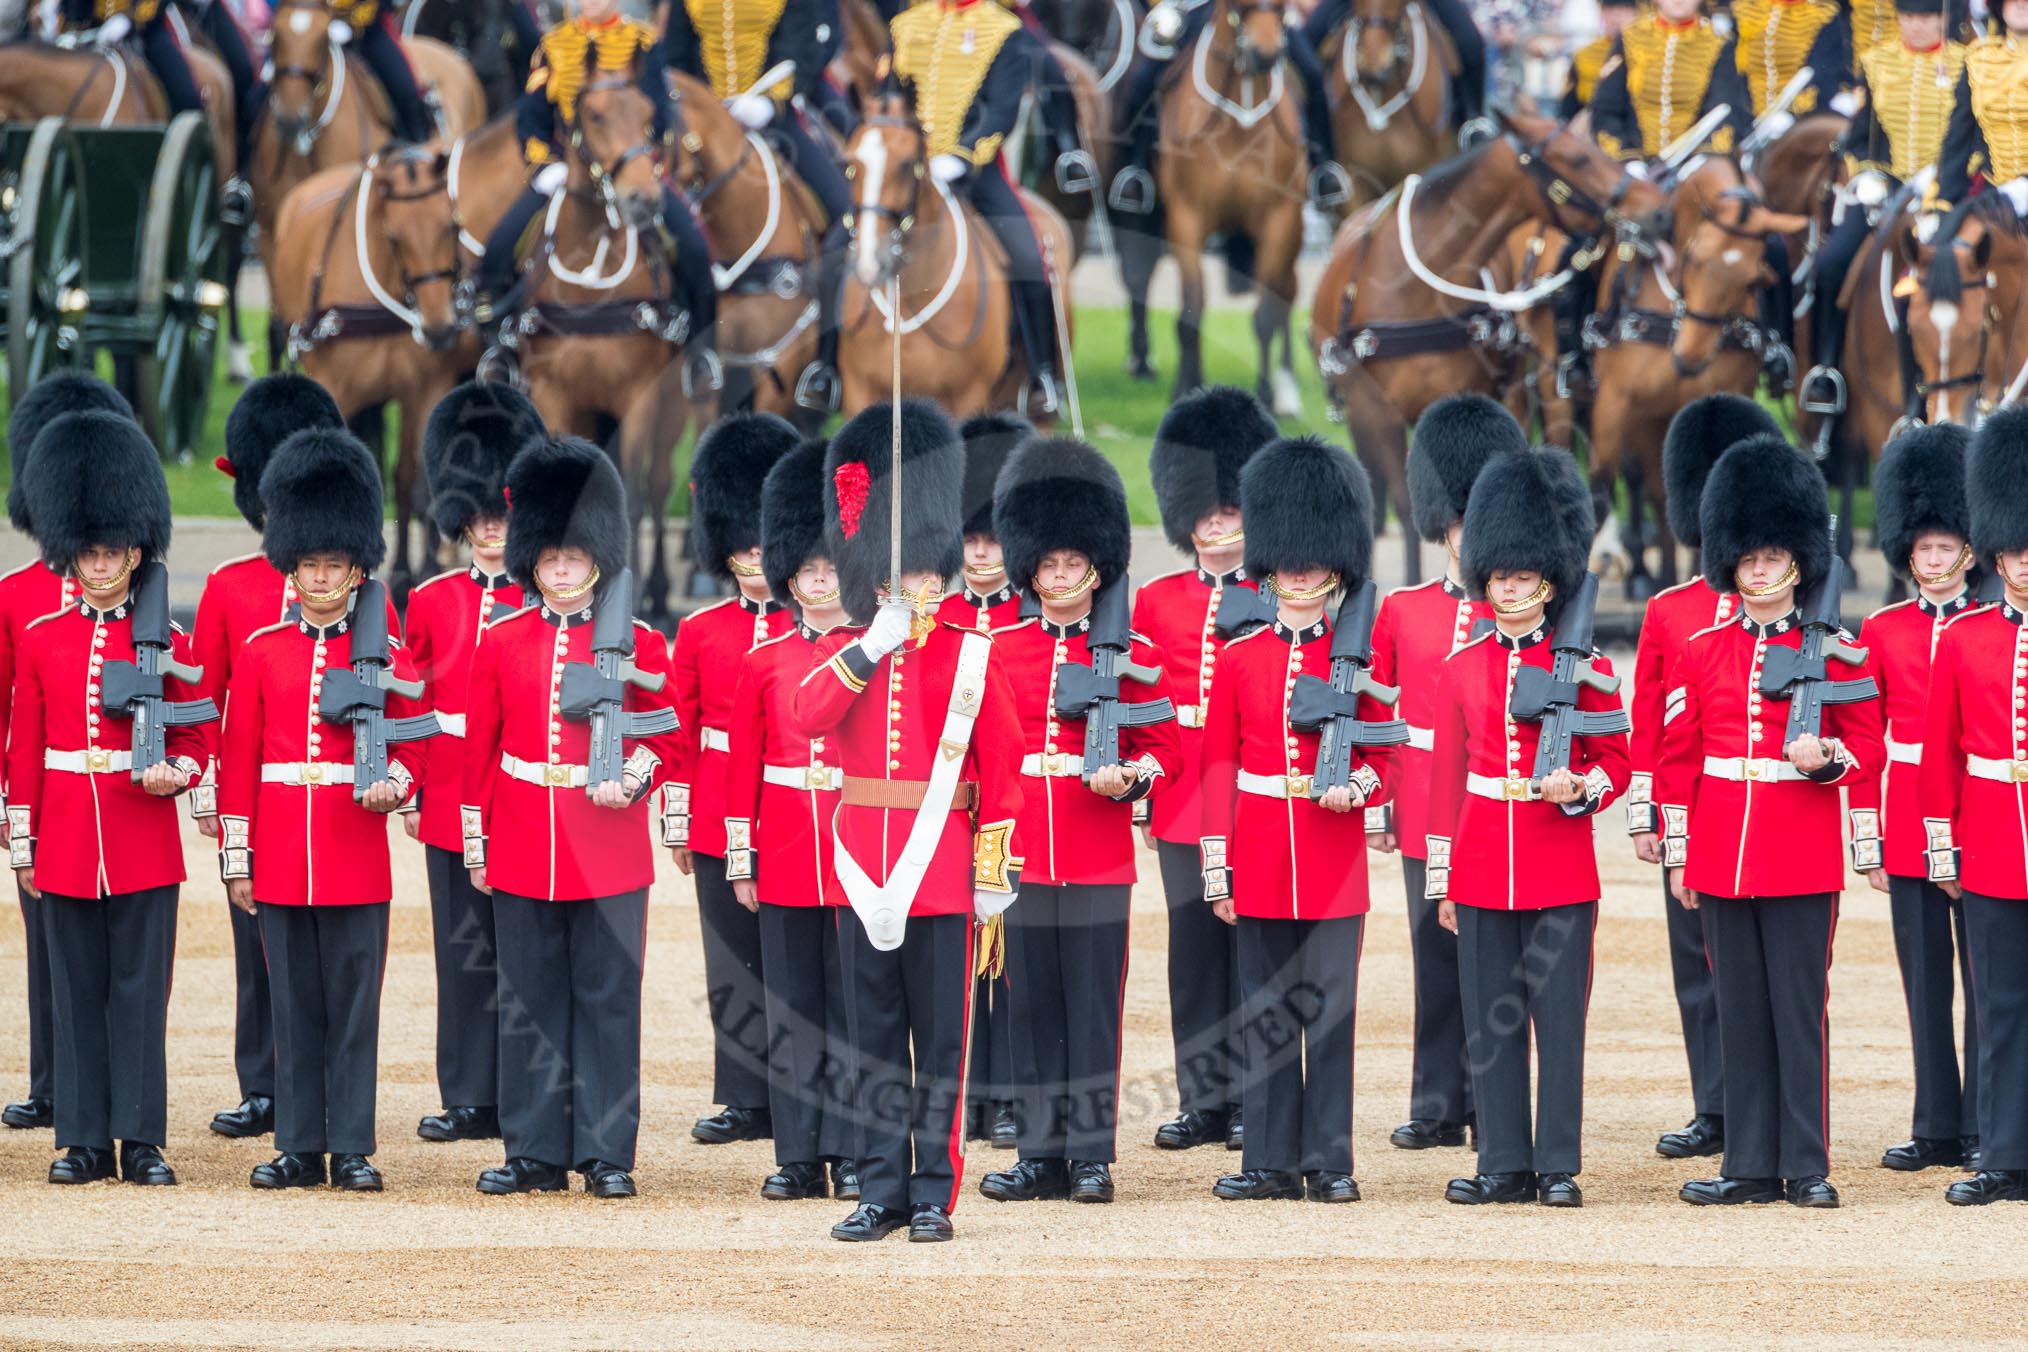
[
  {"x1": 835, "y1": 461, "x2": 871, "y2": 539},
  {"x1": 214, "y1": 456, "x2": 236, "y2": 477}
]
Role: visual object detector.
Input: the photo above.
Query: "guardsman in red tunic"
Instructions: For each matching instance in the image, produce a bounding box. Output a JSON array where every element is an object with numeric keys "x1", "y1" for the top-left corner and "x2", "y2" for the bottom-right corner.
[
  {"x1": 789, "y1": 400, "x2": 1026, "y2": 1244},
  {"x1": 978, "y1": 437, "x2": 1180, "y2": 1206},
  {"x1": 0, "y1": 373, "x2": 126, "y2": 1134},
  {"x1": 1659, "y1": 435, "x2": 1887, "y2": 1209},
  {"x1": 191, "y1": 374, "x2": 347, "y2": 1143},
  {"x1": 1855, "y1": 425, "x2": 1982, "y2": 1175},
  {"x1": 1427, "y1": 446, "x2": 1631, "y2": 1208},
  {"x1": 1131, "y1": 386, "x2": 1278, "y2": 1154},
  {"x1": 1922, "y1": 407, "x2": 2028, "y2": 1205},
  {"x1": 9, "y1": 410, "x2": 205, "y2": 1186},
  {"x1": 1368, "y1": 394, "x2": 1515, "y2": 1154},
  {"x1": 1632, "y1": 394, "x2": 1782, "y2": 1162},
  {"x1": 1200, "y1": 435, "x2": 1390, "y2": 1204},
  {"x1": 723, "y1": 437, "x2": 862, "y2": 1204},
  {"x1": 219, "y1": 429, "x2": 429, "y2": 1194},
  {"x1": 400, "y1": 381, "x2": 542, "y2": 1145},
  {"x1": 666, "y1": 413, "x2": 798, "y2": 1147},
  {"x1": 464, "y1": 438, "x2": 683, "y2": 1200}
]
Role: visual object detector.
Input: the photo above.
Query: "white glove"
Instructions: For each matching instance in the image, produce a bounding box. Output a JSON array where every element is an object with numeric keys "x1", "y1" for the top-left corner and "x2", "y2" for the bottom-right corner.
[
  {"x1": 329, "y1": 17, "x2": 355, "y2": 43},
  {"x1": 95, "y1": 12, "x2": 131, "y2": 45},
  {"x1": 727, "y1": 92, "x2": 775, "y2": 130},
  {"x1": 1827, "y1": 90, "x2": 1861, "y2": 119},
  {"x1": 533, "y1": 162, "x2": 567, "y2": 196},
  {"x1": 930, "y1": 153, "x2": 969, "y2": 185},
  {"x1": 1148, "y1": 0, "x2": 1184, "y2": 44},
  {"x1": 856, "y1": 601, "x2": 914, "y2": 663},
  {"x1": 1850, "y1": 169, "x2": 1891, "y2": 208},
  {"x1": 974, "y1": 887, "x2": 1015, "y2": 920},
  {"x1": 1757, "y1": 108, "x2": 1796, "y2": 142},
  {"x1": 2003, "y1": 176, "x2": 2028, "y2": 217}
]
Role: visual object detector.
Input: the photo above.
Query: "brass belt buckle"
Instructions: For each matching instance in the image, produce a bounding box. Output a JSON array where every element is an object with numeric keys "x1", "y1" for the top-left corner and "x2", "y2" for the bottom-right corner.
[
  {"x1": 85, "y1": 749, "x2": 110, "y2": 773},
  {"x1": 1741, "y1": 759, "x2": 1769, "y2": 782},
  {"x1": 1285, "y1": 774, "x2": 1313, "y2": 798},
  {"x1": 545, "y1": 762, "x2": 574, "y2": 787},
  {"x1": 1040, "y1": 752, "x2": 1067, "y2": 776},
  {"x1": 302, "y1": 762, "x2": 326, "y2": 785},
  {"x1": 2011, "y1": 760, "x2": 2028, "y2": 784},
  {"x1": 1502, "y1": 776, "x2": 1533, "y2": 801}
]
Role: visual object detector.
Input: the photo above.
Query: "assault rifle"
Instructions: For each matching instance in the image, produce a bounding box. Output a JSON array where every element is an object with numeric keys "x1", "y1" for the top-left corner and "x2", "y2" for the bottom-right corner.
[
  {"x1": 558, "y1": 567, "x2": 677, "y2": 793},
  {"x1": 1286, "y1": 578, "x2": 1409, "y2": 796},
  {"x1": 316, "y1": 577, "x2": 439, "y2": 802},
  {"x1": 1757, "y1": 519, "x2": 1878, "y2": 746},
  {"x1": 1051, "y1": 579, "x2": 1175, "y2": 787},
  {"x1": 99, "y1": 559, "x2": 217, "y2": 778},
  {"x1": 1508, "y1": 572, "x2": 1630, "y2": 804}
]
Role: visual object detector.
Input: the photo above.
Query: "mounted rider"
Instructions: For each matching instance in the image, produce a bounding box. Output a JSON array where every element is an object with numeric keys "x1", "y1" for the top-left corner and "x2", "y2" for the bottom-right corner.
[
  {"x1": 55, "y1": 0, "x2": 202, "y2": 121},
  {"x1": 1560, "y1": 0, "x2": 1635, "y2": 121},
  {"x1": 1937, "y1": 0, "x2": 2028, "y2": 211},
  {"x1": 1801, "y1": 0, "x2": 1965, "y2": 415},
  {"x1": 168, "y1": 0, "x2": 263, "y2": 197},
  {"x1": 1727, "y1": 0, "x2": 1853, "y2": 122},
  {"x1": 1109, "y1": 0, "x2": 1352, "y2": 213},
  {"x1": 471, "y1": 0, "x2": 718, "y2": 364},
  {"x1": 1589, "y1": 0, "x2": 1754, "y2": 162},
  {"x1": 1300, "y1": 0, "x2": 1494, "y2": 139},
  {"x1": 319, "y1": 0, "x2": 435, "y2": 143}
]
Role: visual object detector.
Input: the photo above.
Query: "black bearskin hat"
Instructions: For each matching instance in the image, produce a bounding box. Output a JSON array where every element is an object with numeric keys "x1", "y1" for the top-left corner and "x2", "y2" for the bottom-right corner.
[
  {"x1": 959, "y1": 411, "x2": 1033, "y2": 538},
  {"x1": 762, "y1": 438, "x2": 831, "y2": 608},
  {"x1": 1408, "y1": 394, "x2": 1527, "y2": 542},
  {"x1": 1240, "y1": 436, "x2": 1375, "y2": 587},
  {"x1": 690, "y1": 412, "x2": 799, "y2": 583},
  {"x1": 1875, "y1": 423, "x2": 1972, "y2": 581},
  {"x1": 1149, "y1": 386, "x2": 1279, "y2": 553},
  {"x1": 1698, "y1": 434, "x2": 1831, "y2": 596},
  {"x1": 1663, "y1": 393, "x2": 1782, "y2": 548},
  {"x1": 1970, "y1": 404, "x2": 2028, "y2": 562},
  {"x1": 23, "y1": 411, "x2": 170, "y2": 570},
  {"x1": 260, "y1": 428, "x2": 386, "y2": 574},
  {"x1": 1460, "y1": 445, "x2": 1595, "y2": 622},
  {"x1": 7, "y1": 372, "x2": 134, "y2": 535},
  {"x1": 504, "y1": 437, "x2": 630, "y2": 595},
  {"x1": 992, "y1": 436, "x2": 1133, "y2": 599},
  {"x1": 221, "y1": 374, "x2": 345, "y2": 530},
  {"x1": 425, "y1": 380, "x2": 546, "y2": 539},
  {"x1": 823, "y1": 399, "x2": 964, "y2": 621}
]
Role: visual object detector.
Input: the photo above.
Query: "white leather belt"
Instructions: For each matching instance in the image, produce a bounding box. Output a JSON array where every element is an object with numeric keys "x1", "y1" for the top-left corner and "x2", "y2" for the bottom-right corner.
[
  {"x1": 500, "y1": 753, "x2": 589, "y2": 788},
  {"x1": 1702, "y1": 755, "x2": 1805, "y2": 783},
  {"x1": 1237, "y1": 769, "x2": 1314, "y2": 799},
  {"x1": 1886, "y1": 738, "x2": 1922, "y2": 766},
  {"x1": 1466, "y1": 772, "x2": 1541, "y2": 801},
  {"x1": 434, "y1": 711, "x2": 467, "y2": 738},
  {"x1": 43, "y1": 748, "x2": 132, "y2": 774},
  {"x1": 1175, "y1": 704, "x2": 1203, "y2": 729},
  {"x1": 763, "y1": 762, "x2": 843, "y2": 791},
  {"x1": 1967, "y1": 754, "x2": 2028, "y2": 784},
  {"x1": 1022, "y1": 751, "x2": 1087, "y2": 777},
  {"x1": 1404, "y1": 724, "x2": 1435, "y2": 752},
  {"x1": 261, "y1": 762, "x2": 355, "y2": 786},
  {"x1": 699, "y1": 726, "x2": 731, "y2": 753}
]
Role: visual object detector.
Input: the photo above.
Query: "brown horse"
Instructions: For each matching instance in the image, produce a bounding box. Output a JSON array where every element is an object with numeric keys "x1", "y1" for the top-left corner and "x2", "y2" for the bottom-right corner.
[
  {"x1": 831, "y1": 0, "x2": 891, "y2": 111},
  {"x1": 1900, "y1": 194, "x2": 2028, "y2": 430},
  {"x1": 0, "y1": 38, "x2": 159, "y2": 123},
  {"x1": 1308, "y1": 109, "x2": 1666, "y2": 581},
  {"x1": 1317, "y1": 0, "x2": 1457, "y2": 214},
  {"x1": 269, "y1": 146, "x2": 475, "y2": 591},
  {"x1": 1152, "y1": 0, "x2": 1307, "y2": 410},
  {"x1": 838, "y1": 88, "x2": 1073, "y2": 418}
]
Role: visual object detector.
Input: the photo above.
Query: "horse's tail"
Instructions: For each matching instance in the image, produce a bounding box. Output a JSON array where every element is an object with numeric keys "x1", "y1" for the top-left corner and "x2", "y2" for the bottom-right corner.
[{"x1": 1219, "y1": 232, "x2": 1256, "y2": 295}]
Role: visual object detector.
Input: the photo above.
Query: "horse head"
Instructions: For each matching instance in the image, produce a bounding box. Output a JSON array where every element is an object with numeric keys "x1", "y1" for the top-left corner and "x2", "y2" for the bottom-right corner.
[
  {"x1": 1903, "y1": 196, "x2": 2025, "y2": 426},
  {"x1": 1349, "y1": 0, "x2": 1412, "y2": 87},
  {"x1": 1216, "y1": 0, "x2": 1285, "y2": 77},
  {"x1": 1497, "y1": 108, "x2": 1670, "y2": 243},
  {"x1": 1667, "y1": 158, "x2": 1807, "y2": 377},
  {"x1": 845, "y1": 86, "x2": 930, "y2": 289},
  {"x1": 662, "y1": 70, "x2": 739, "y2": 197},
  {"x1": 570, "y1": 72, "x2": 667, "y2": 233},
  {"x1": 267, "y1": 0, "x2": 337, "y2": 143},
  {"x1": 372, "y1": 147, "x2": 462, "y2": 352}
]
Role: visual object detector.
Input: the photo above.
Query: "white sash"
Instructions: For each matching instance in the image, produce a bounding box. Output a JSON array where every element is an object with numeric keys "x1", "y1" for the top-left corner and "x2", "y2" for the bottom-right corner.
[{"x1": 833, "y1": 632, "x2": 992, "y2": 951}]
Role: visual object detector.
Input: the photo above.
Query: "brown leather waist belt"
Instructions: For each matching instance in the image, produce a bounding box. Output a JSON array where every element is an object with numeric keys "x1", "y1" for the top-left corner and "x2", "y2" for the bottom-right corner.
[{"x1": 840, "y1": 775, "x2": 978, "y2": 811}]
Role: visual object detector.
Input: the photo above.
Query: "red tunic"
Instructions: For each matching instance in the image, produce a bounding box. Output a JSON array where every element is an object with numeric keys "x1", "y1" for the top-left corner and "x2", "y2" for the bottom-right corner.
[
  {"x1": 1656, "y1": 610, "x2": 1886, "y2": 898},
  {"x1": 722, "y1": 624, "x2": 843, "y2": 909},
  {"x1": 1917, "y1": 602, "x2": 2028, "y2": 899},
  {"x1": 1627, "y1": 578, "x2": 1736, "y2": 835},
  {"x1": 5, "y1": 601, "x2": 209, "y2": 897},
  {"x1": 1851, "y1": 592, "x2": 1977, "y2": 878},
  {"x1": 666, "y1": 595, "x2": 794, "y2": 857},
  {"x1": 1130, "y1": 566, "x2": 1260, "y2": 846},
  {"x1": 401, "y1": 565, "x2": 526, "y2": 852},
  {"x1": 1424, "y1": 627, "x2": 1630, "y2": 910},
  {"x1": 789, "y1": 622, "x2": 1025, "y2": 916},
  {"x1": 1369, "y1": 577, "x2": 1490, "y2": 857},
  {"x1": 1199, "y1": 617, "x2": 1392, "y2": 921},
  {"x1": 990, "y1": 614, "x2": 1179, "y2": 886},
  {"x1": 461, "y1": 602, "x2": 683, "y2": 902},
  {"x1": 936, "y1": 581, "x2": 1022, "y2": 634},
  {"x1": 217, "y1": 615, "x2": 426, "y2": 907},
  {"x1": 0, "y1": 561, "x2": 74, "y2": 796}
]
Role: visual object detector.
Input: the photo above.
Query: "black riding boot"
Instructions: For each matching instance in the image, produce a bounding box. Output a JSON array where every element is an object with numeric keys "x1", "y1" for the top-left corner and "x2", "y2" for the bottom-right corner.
[
  {"x1": 796, "y1": 220, "x2": 850, "y2": 412},
  {"x1": 1109, "y1": 57, "x2": 1168, "y2": 212},
  {"x1": 1287, "y1": 32, "x2": 1350, "y2": 206}
]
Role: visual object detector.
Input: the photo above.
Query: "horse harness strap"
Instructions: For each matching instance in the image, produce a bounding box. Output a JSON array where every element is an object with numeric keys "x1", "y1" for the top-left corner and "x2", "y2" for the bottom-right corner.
[{"x1": 1324, "y1": 306, "x2": 1513, "y2": 367}]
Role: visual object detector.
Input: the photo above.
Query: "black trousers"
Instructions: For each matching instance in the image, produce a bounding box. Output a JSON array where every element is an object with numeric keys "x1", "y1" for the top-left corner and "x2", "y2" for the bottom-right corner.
[
  {"x1": 1157, "y1": 839, "x2": 1240, "y2": 1118},
  {"x1": 1704, "y1": 893, "x2": 1836, "y2": 1180},
  {"x1": 757, "y1": 903, "x2": 858, "y2": 1166},
  {"x1": 45, "y1": 887, "x2": 177, "y2": 1151},
  {"x1": 18, "y1": 880, "x2": 53, "y2": 1100},
  {"x1": 228, "y1": 897, "x2": 275, "y2": 1100},
  {"x1": 1235, "y1": 914, "x2": 1363, "y2": 1177},
  {"x1": 493, "y1": 890, "x2": 646, "y2": 1172},
  {"x1": 425, "y1": 845, "x2": 499, "y2": 1111},
  {"x1": 1456, "y1": 902, "x2": 1596, "y2": 1177},
  {"x1": 966, "y1": 161, "x2": 1059, "y2": 374},
  {"x1": 354, "y1": 15, "x2": 432, "y2": 142},
  {"x1": 838, "y1": 909, "x2": 973, "y2": 1213},
  {"x1": 768, "y1": 115, "x2": 851, "y2": 223},
  {"x1": 1889, "y1": 875, "x2": 1978, "y2": 1141},
  {"x1": 693, "y1": 852, "x2": 770, "y2": 1111},
  {"x1": 1662, "y1": 869, "x2": 1724, "y2": 1118},
  {"x1": 965, "y1": 968, "x2": 1015, "y2": 1111},
  {"x1": 258, "y1": 902, "x2": 387, "y2": 1157},
  {"x1": 1403, "y1": 856, "x2": 1471, "y2": 1124},
  {"x1": 1964, "y1": 893, "x2": 2028, "y2": 1171},
  {"x1": 1007, "y1": 882, "x2": 1132, "y2": 1163}
]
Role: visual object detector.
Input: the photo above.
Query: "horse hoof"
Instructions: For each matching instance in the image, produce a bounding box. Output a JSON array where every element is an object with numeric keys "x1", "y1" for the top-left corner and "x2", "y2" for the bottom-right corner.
[
  {"x1": 1126, "y1": 357, "x2": 1158, "y2": 383},
  {"x1": 226, "y1": 342, "x2": 255, "y2": 385},
  {"x1": 1269, "y1": 369, "x2": 1303, "y2": 418}
]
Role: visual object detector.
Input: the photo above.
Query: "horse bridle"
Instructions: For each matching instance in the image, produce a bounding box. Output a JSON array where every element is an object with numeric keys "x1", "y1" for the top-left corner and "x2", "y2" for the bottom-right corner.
[
  {"x1": 847, "y1": 113, "x2": 930, "y2": 256},
  {"x1": 1672, "y1": 185, "x2": 1775, "y2": 333},
  {"x1": 1512, "y1": 131, "x2": 1654, "y2": 256},
  {"x1": 568, "y1": 75, "x2": 669, "y2": 220},
  {"x1": 1912, "y1": 258, "x2": 1998, "y2": 418},
  {"x1": 269, "y1": 0, "x2": 333, "y2": 102},
  {"x1": 1346, "y1": 2, "x2": 1413, "y2": 74},
  {"x1": 663, "y1": 81, "x2": 754, "y2": 207},
  {"x1": 375, "y1": 156, "x2": 464, "y2": 309}
]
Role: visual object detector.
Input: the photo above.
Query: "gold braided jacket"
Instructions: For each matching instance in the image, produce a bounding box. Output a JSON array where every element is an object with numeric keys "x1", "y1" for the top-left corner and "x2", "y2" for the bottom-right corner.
[
  {"x1": 684, "y1": 0, "x2": 791, "y2": 103},
  {"x1": 1854, "y1": 40, "x2": 1966, "y2": 180},
  {"x1": 1731, "y1": 0, "x2": 1839, "y2": 114},
  {"x1": 86, "y1": 0, "x2": 162, "y2": 25},
  {"x1": 331, "y1": 0, "x2": 381, "y2": 32},
  {"x1": 1616, "y1": 18, "x2": 1734, "y2": 157},
  {"x1": 523, "y1": 16, "x2": 659, "y2": 163},
  {"x1": 1967, "y1": 34, "x2": 2028, "y2": 185},
  {"x1": 1571, "y1": 33, "x2": 1616, "y2": 108},
  {"x1": 1849, "y1": 0, "x2": 1894, "y2": 55},
  {"x1": 890, "y1": 0, "x2": 1022, "y2": 164}
]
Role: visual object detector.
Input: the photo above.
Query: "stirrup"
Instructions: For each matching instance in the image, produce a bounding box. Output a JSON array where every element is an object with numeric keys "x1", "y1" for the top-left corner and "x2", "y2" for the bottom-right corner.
[
  {"x1": 1108, "y1": 166, "x2": 1156, "y2": 214},
  {"x1": 1018, "y1": 368, "x2": 1062, "y2": 417},
  {"x1": 1308, "y1": 162, "x2": 1352, "y2": 209},
  {"x1": 1457, "y1": 116, "x2": 1498, "y2": 150},
  {"x1": 475, "y1": 344, "x2": 522, "y2": 387},
  {"x1": 794, "y1": 364, "x2": 842, "y2": 413},
  {"x1": 1799, "y1": 365, "x2": 1846, "y2": 416},
  {"x1": 220, "y1": 176, "x2": 253, "y2": 228},
  {"x1": 1055, "y1": 149, "x2": 1097, "y2": 196},
  {"x1": 682, "y1": 349, "x2": 725, "y2": 399},
  {"x1": 1554, "y1": 352, "x2": 1589, "y2": 400}
]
